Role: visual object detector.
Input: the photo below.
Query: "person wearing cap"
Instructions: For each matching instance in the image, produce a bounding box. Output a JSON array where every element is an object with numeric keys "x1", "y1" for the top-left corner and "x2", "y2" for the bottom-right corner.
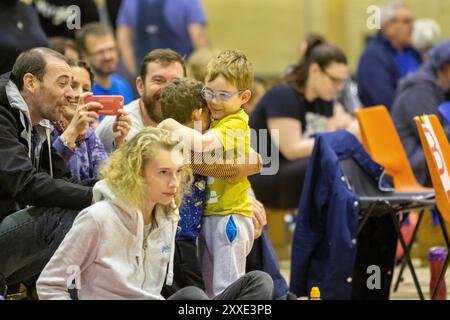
[{"x1": 392, "y1": 39, "x2": 450, "y2": 185}]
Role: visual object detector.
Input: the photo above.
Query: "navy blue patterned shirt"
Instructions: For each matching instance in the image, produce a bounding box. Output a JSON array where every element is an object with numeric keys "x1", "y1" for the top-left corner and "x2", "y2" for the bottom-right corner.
[{"x1": 176, "y1": 174, "x2": 207, "y2": 240}]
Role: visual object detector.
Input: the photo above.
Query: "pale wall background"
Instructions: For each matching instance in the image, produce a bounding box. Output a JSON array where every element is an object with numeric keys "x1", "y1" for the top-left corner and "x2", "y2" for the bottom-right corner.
[{"x1": 201, "y1": 0, "x2": 450, "y2": 77}]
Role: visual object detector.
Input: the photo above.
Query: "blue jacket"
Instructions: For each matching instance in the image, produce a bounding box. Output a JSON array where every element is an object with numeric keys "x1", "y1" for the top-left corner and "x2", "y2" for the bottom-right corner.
[
  {"x1": 258, "y1": 228, "x2": 289, "y2": 300},
  {"x1": 357, "y1": 32, "x2": 421, "y2": 110},
  {"x1": 290, "y1": 131, "x2": 387, "y2": 300}
]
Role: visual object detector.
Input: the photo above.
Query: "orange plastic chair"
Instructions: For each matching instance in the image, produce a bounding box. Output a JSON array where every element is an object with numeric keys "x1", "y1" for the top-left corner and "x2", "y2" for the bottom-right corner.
[
  {"x1": 355, "y1": 105, "x2": 432, "y2": 193},
  {"x1": 356, "y1": 105, "x2": 434, "y2": 293},
  {"x1": 415, "y1": 115, "x2": 450, "y2": 222},
  {"x1": 415, "y1": 114, "x2": 450, "y2": 299}
]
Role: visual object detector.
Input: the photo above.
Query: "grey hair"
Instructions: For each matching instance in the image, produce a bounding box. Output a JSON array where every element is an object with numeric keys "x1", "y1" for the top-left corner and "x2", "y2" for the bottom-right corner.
[
  {"x1": 412, "y1": 19, "x2": 442, "y2": 52},
  {"x1": 380, "y1": 0, "x2": 408, "y2": 27}
]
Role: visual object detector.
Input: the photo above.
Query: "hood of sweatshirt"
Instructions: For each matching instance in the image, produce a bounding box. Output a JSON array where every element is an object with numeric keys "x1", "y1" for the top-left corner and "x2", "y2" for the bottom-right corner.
[
  {"x1": 6, "y1": 80, "x2": 55, "y2": 174},
  {"x1": 397, "y1": 63, "x2": 444, "y2": 99},
  {"x1": 93, "y1": 180, "x2": 180, "y2": 286}
]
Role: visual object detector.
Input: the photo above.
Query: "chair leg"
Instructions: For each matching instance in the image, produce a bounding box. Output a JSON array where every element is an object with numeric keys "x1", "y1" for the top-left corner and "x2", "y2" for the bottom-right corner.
[
  {"x1": 431, "y1": 211, "x2": 450, "y2": 300},
  {"x1": 390, "y1": 210, "x2": 425, "y2": 300},
  {"x1": 393, "y1": 210, "x2": 425, "y2": 292},
  {"x1": 358, "y1": 202, "x2": 375, "y2": 236}
]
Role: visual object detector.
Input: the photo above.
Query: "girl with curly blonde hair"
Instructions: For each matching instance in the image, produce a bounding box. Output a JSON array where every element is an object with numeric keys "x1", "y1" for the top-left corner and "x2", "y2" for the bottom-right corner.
[
  {"x1": 37, "y1": 128, "x2": 194, "y2": 299},
  {"x1": 37, "y1": 127, "x2": 274, "y2": 300}
]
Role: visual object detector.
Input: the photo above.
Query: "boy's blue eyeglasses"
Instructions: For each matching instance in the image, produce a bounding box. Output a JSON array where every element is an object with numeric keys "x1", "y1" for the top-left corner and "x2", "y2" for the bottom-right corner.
[{"x1": 201, "y1": 87, "x2": 245, "y2": 102}]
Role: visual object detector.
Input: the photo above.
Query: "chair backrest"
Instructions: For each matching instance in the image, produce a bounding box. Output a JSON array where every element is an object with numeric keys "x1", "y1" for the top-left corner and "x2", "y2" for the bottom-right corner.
[
  {"x1": 415, "y1": 115, "x2": 450, "y2": 222},
  {"x1": 355, "y1": 105, "x2": 423, "y2": 191},
  {"x1": 340, "y1": 158, "x2": 386, "y2": 198}
]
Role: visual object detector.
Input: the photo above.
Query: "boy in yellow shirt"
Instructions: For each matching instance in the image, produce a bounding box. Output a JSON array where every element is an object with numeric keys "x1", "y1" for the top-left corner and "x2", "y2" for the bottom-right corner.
[{"x1": 158, "y1": 49, "x2": 255, "y2": 297}]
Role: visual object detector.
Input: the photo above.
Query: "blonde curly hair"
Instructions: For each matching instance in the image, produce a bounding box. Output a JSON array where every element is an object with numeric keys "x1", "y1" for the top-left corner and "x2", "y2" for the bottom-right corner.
[{"x1": 100, "y1": 127, "x2": 193, "y2": 215}]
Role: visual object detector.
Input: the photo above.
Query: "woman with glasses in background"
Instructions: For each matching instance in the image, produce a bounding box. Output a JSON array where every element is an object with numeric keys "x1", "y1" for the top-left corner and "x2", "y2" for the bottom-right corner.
[{"x1": 248, "y1": 41, "x2": 357, "y2": 210}]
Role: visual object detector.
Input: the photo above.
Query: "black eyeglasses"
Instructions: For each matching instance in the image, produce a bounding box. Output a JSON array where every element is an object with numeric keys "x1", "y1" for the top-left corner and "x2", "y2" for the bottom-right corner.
[{"x1": 322, "y1": 70, "x2": 347, "y2": 87}]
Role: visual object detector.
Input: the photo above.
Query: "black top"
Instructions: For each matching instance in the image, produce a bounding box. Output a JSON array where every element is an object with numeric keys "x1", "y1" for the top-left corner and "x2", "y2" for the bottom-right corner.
[
  {"x1": 0, "y1": 2, "x2": 49, "y2": 75},
  {"x1": 33, "y1": 0, "x2": 100, "y2": 38},
  {"x1": 249, "y1": 84, "x2": 333, "y2": 163},
  {"x1": 0, "y1": 73, "x2": 92, "y2": 221}
]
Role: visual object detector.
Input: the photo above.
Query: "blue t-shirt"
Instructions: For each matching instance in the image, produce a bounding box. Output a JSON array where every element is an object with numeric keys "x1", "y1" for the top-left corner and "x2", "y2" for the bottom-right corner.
[
  {"x1": 176, "y1": 174, "x2": 206, "y2": 240},
  {"x1": 92, "y1": 74, "x2": 133, "y2": 105},
  {"x1": 116, "y1": 0, "x2": 206, "y2": 59},
  {"x1": 392, "y1": 49, "x2": 421, "y2": 78}
]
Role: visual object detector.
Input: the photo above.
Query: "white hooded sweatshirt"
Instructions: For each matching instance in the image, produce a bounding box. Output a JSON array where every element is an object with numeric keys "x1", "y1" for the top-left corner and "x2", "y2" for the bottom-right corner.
[{"x1": 37, "y1": 180, "x2": 180, "y2": 300}]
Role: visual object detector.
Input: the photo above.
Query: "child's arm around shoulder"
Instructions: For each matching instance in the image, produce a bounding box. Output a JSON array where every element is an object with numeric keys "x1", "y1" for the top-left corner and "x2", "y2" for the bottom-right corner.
[
  {"x1": 190, "y1": 148, "x2": 262, "y2": 181},
  {"x1": 157, "y1": 118, "x2": 223, "y2": 153}
]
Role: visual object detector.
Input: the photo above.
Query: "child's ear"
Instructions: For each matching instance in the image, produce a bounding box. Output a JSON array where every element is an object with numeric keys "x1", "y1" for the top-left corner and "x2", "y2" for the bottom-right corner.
[
  {"x1": 191, "y1": 108, "x2": 203, "y2": 121},
  {"x1": 240, "y1": 89, "x2": 252, "y2": 105}
]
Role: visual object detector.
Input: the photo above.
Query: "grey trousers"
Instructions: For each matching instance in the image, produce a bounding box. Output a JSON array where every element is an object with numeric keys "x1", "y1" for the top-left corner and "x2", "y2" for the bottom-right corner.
[
  {"x1": 0, "y1": 206, "x2": 77, "y2": 285},
  {"x1": 167, "y1": 270, "x2": 274, "y2": 300}
]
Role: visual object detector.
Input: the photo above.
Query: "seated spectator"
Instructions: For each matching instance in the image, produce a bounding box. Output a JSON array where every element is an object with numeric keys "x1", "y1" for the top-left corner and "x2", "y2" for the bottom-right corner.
[
  {"x1": 392, "y1": 39, "x2": 450, "y2": 185},
  {"x1": 357, "y1": 1, "x2": 421, "y2": 110},
  {"x1": 48, "y1": 37, "x2": 80, "y2": 60},
  {"x1": 0, "y1": 48, "x2": 92, "y2": 286},
  {"x1": 412, "y1": 18, "x2": 442, "y2": 61},
  {"x1": 285, "y1": 34, "x2": 361, "y2": 114},
  {"x1": 249, "y1": 42, "x2": 355, "y2": 210},
  {"x1": 0, "y1": 0, "x2": 48, "y2": 75},
  {"x1": 37, "y1": 127, "x2": 274, "y2": 300},
  {"x1": 51, "y1": 59, "x2": 131, "y2": 182},
  {"x1": 76, "y1": 23, "x2": 134, "y2": 106}
]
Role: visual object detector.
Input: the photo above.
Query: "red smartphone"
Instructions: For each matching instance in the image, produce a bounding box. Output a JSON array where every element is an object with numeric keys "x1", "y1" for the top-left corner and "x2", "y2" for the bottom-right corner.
[{"x1": 84, "y1": 95, "x2": 124, "y2": 116}]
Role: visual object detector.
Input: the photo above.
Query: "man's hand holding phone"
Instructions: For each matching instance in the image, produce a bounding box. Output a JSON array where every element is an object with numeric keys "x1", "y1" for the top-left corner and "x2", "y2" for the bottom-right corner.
[
  {"x1": 84, "y1": 95, "x2": 124, "y2": 116},
  {"x1": 82, "y1": 94, "x2": 131, "y2": 149},
  {"x1": 112, "y1": 110, "x2": 132, "y2": 149}
]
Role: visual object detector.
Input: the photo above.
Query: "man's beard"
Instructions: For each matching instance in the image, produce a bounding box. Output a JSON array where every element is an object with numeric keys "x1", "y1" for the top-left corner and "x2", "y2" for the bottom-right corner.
[
  {"x1": 91, "y1": 64, "x2": 114, "y2": 79},
  {"x1": 143, "y1": 92, "x2": 163, "y2": 123}
]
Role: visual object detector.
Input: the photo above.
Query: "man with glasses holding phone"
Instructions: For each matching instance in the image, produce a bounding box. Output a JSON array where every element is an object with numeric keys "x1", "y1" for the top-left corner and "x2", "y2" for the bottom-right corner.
[{"x1": 357, "y1": 2, "x2": 421, "y2": 111}]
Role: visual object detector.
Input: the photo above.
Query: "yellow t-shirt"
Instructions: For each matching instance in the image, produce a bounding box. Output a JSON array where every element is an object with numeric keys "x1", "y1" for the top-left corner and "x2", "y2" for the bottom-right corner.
[{"x1": 204, "y1": 109, "x2": 253, "y2": 217}]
